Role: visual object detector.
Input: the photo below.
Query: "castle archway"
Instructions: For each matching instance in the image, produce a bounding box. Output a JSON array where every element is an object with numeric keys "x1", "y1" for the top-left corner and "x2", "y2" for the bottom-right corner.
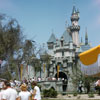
[{"x1": 55, "y1": 72, "x2": 68, "y2": 92}]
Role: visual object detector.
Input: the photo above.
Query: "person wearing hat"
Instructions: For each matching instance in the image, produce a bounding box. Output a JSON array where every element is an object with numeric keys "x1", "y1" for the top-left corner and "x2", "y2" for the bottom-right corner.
[
  {"x1": 32, "y1": 81, "x2": 41, "y2": 100},
  {"x1": 18, "y1": 83, "x2": 31, "y2": 100}
]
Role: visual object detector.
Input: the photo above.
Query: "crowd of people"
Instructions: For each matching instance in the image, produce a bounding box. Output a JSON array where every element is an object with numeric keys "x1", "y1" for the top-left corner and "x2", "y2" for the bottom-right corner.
[{"x1": 0, "y1": 79, "x2": 41, "y2": 100}]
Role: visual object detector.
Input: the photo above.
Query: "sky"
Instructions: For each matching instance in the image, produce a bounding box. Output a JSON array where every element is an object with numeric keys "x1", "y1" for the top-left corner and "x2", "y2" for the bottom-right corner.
[{"x1": 0, "y1": 0, "x2": 100, "y2": 47}]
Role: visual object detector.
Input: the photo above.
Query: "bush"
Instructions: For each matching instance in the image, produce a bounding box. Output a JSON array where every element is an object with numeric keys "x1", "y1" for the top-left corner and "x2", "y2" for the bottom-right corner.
[
  {"x1": 73, "y1": 92, "x2": 78, "y2": 96},
  {"x1": 62, "y1": 92, "x2": 66, "y2": 95},
  {"x1": 43, "y1": 88, "x2": 57, "y2": 98},
  {"x1": 88, "y1": 92, "x2": 94, "y2": 98},
  {"x1": 43, "y1": 89, "x2": 50, "y2": 97}
]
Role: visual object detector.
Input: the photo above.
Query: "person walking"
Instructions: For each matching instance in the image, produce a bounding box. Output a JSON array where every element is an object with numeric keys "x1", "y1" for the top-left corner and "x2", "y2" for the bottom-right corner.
[
  {"x1": 18, "y1": 83, "x2": 31, "y2": 100},
  {"x1": 32, "y1": 81, "x2": 41, "y2": 100},
  {"x1": 0, "y1": 80, "x2": 6, "y2": 100},
  {"x1": 2, "y1": 80, "x2": 18, "y2": 100}
]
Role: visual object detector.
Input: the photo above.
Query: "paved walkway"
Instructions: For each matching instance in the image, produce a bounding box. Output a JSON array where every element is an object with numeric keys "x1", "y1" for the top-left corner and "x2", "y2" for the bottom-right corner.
[{"x1": 56, "y1": 94, "x2": 100, "y2": 100}]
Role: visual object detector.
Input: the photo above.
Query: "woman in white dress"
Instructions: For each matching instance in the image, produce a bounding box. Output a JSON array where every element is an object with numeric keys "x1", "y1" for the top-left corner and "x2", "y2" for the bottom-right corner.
[{"x1": 32, "y1": 81, "x2": 41, "y2": 100}]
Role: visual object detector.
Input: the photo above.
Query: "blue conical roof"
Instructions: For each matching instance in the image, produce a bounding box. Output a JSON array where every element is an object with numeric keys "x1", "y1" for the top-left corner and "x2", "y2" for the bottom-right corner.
[
  {"x1": 47, "y1": 33, "x2": 56, "y2": 43},
  {"x1": 61, "y1": 30, "x2": 72, "y2": 43}
]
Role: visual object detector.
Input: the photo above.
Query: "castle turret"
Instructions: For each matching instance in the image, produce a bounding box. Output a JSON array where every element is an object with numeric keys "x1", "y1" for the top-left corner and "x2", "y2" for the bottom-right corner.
[
  {"x1": 70, "y1": 6, "x2": 80, "y2": 47},
  {"x1": 47, "y1": 32, "x2": 56, "y2": 50}
]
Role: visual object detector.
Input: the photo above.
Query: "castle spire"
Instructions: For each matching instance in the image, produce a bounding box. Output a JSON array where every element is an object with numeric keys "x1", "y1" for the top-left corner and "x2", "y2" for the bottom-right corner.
[
  {"x1": 81, "y1": 37, "x2": 83, "y2": 43},
  {"x1": 72, "y1": 0, "x2": 77, "y2": 15},
  {"x1": 72, "y1": 6, "x2": 76, "y2": 15},
  {"x1": 65, "y1": 20, "x2": 67, "y2": 29},
  {"x1": 70, "y1": 5, "x2": 80, "y2": 47},
  {"x1": 85, "y1": 28, "x2": 88, "y2": 45}
]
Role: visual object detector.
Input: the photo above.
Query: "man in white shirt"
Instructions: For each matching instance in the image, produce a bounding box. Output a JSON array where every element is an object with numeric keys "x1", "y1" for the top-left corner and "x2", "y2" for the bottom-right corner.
[
  {"x1": 0, "y1": 81, "x2": 7, "y2": 100},
  {"x1": 2, "y1": 81, "x2": 18, "y2": 100}
]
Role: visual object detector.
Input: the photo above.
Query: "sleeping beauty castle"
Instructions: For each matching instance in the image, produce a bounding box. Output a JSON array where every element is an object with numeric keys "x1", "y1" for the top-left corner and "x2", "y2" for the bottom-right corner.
[
  {"x1": 23, "y1": 5, "x2": 91, "y2": 92},
  {"x1": 38, "y1": 5, "x2": 91, "y2": 92}
]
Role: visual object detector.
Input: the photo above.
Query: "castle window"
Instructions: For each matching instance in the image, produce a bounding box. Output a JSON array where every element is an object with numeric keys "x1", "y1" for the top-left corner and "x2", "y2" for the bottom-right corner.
[
  {"x1": 62, "y1": 51, "x2": 64, "y2": 56},
  {"x1": 61, "y1": 41, "x2": 63, "y2": 47}
]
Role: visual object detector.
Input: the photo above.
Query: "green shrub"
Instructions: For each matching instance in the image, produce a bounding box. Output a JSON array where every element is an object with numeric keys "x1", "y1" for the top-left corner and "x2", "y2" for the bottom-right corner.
[
  {"x1": 43, "y1": 88, "x2": 57, "y2": 98},
  {"x1": 62, "y1": 92, "x2": 66, "y2": 95},
  {"x1": 73, "y1": 92, "x2": 78, "y2": 96},
  {"x1": 88, "y1": 92, "x2": 94, "y2": 98},
  {"x1": 43, "y1": 89, "x2": 50, "y2": 97},
  {"x1": 49, "y1": 88, "x2": 57, "y2": 98}
]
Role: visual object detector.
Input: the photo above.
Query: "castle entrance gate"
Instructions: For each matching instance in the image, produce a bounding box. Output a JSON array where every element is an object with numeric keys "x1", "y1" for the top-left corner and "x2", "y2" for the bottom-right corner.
[{"x1": 55, "y1": 72, "x2": 68, "y2": 92}]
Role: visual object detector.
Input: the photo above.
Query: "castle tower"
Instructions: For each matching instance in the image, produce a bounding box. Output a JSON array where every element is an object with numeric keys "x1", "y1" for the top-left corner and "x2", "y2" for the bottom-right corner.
[
  {"x1": 85, "y1": 28, "x2": 88, "y2": 45},
  {"x1": 47, "y1": 32, "x2": 56, "y2": 50},
  {"x1": 47, "y1": 31, "x2": 56, "y2": 56},
  {"x1": 70, "y1": 6, "x2": 80, "y2": 47}
]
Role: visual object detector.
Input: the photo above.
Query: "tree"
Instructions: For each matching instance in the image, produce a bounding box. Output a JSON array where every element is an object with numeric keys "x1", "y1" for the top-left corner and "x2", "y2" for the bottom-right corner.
[
  {"x1": 0, "y1": 16, "x2": 23, "y2": 59},
  {"x1": 43, "y1": 53, "x2": 51, "y2": 77},
  {"x1": 39, "y1": 45, "x2": 51, "y2": 77},
  {"x1": 0, "y1": 14, "x2": 24, "y2": 79},
  {"x1": 71, "y1": 60, "x2": 96, "y2": 93},
  {"x1": 0, "y1": 14, "x2": 41, "y2": 80},
  {"x1": 15, "y1": 39, "x2": 41, "y2": 79}
]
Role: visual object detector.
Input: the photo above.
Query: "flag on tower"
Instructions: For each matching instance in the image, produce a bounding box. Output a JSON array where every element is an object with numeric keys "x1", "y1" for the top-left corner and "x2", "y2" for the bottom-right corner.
[
  {"x1": 57, "y1": 65, "x2": 60, "y2": 78},
  {"x1": 79, "y1": 45, "x2": 100, "y2": 76}
]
